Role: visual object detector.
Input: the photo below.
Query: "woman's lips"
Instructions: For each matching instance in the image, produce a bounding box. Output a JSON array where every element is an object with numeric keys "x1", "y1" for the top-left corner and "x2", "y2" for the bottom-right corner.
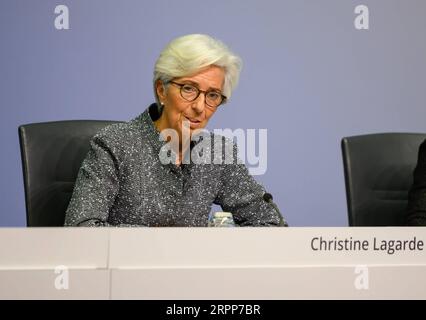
[{"x1": 184, "y1": 116, "x2": 202, "y2": 129}]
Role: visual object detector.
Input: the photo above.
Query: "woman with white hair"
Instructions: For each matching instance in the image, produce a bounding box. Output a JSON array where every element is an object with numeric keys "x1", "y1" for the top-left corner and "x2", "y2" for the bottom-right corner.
[{"x1": 65, "y1": 34, "x2": 285, "y2": 227}]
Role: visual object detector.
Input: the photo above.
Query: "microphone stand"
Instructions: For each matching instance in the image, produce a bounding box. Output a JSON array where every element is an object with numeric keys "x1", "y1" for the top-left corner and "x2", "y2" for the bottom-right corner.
[{"x1": 263, "y1": 193, "x2": 289, "y2": 227}]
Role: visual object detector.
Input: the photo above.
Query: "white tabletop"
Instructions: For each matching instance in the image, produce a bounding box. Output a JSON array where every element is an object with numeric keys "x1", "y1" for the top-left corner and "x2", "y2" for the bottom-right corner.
[{"x1": 0, "y1": 227, "x2": 425, "y2": 299}]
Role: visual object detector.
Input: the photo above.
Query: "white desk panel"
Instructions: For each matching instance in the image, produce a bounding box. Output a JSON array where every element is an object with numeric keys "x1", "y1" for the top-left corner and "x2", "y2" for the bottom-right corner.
[
  {"x1": 0, "y1": 228, "x2": 109, "y2": 269},
  {"x1": 0, "y1": 269, "x2": 110, "y2": 300},
  {"x1": 110, "y1": 265, "x2": 426, "y2": 300}
]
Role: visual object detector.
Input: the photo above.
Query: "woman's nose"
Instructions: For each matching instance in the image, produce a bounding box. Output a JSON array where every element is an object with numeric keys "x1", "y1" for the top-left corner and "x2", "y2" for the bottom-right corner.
[{"x1": 191, "y1": 93, "x2": 206, "y2": 113}]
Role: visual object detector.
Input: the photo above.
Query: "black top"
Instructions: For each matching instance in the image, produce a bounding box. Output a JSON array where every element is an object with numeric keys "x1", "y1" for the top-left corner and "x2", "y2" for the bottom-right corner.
[{"x1": 407, "y1": 139, "x2": 426, "y2": 225}]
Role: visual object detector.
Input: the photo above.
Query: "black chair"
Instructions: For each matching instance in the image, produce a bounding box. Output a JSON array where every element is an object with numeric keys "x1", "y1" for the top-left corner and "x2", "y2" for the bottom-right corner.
[
  {"x1": 19, "y1": 120, "x2": 123, "y2": 226},
  {"x1": 341, "y1": 133, "x2": 426, "y2": 226}
]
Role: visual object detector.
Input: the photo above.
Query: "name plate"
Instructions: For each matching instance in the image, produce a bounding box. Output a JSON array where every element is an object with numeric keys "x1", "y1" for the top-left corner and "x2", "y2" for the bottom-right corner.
[{"x1": 109, "y1": 227, "x2": 426, "y2": 268}]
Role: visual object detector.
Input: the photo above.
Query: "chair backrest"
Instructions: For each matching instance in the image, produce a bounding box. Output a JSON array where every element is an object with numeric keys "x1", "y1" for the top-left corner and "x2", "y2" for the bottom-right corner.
[
  {"x1": 19, "y1": 120, "x2": 123, "y2": 227},
  {"x1": 341, "y1": 133, "x2": 426, "y2": 226}
]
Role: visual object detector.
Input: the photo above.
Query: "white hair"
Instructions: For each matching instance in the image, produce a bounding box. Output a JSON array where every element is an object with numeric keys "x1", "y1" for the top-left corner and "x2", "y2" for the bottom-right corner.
[{"x1": 153, "y1": 34, "x2": 242, "y2": 107}]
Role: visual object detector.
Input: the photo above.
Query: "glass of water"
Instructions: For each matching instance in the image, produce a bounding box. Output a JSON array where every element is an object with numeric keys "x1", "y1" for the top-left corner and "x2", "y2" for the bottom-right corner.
[{"x1": 208, "y1": 211, "x2": 235, "y2": 227}]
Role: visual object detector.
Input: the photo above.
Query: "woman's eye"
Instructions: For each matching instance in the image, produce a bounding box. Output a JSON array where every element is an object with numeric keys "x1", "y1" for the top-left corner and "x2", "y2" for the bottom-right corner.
[
  {"x1": 183, "y1": 85, "x2": 197, "y2": 93},
  {"x1": 207, "y1": 92, "x2": 220, "y2": 100}
]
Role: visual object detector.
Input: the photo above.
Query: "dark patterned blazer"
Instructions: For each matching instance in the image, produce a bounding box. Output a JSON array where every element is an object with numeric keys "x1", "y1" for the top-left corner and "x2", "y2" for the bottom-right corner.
[{"x1": 64, "y1": 103, "x2": 284, "y2": 227}]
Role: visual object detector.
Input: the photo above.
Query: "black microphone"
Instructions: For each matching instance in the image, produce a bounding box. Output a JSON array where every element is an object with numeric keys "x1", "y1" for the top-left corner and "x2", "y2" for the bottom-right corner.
[{"x1": 263, "y1": 193, "x2": 289, "y2": 227}]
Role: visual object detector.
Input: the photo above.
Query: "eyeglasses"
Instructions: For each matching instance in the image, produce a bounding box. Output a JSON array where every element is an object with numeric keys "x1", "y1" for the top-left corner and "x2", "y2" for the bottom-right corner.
[{"x1": 169, "y1": 81, "x2": 227, "y2": 108}]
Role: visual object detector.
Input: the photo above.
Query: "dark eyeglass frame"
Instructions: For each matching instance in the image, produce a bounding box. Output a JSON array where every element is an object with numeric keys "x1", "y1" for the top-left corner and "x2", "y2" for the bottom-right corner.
[{"x1": 168, "y1": 81, "x2": 227, "y2": 108}]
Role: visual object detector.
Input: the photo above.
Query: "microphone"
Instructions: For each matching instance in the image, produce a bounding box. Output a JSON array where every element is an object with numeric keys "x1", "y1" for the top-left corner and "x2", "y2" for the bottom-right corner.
[{"x1": 263, "y1": 193, "x2": 289, "y2": 227}]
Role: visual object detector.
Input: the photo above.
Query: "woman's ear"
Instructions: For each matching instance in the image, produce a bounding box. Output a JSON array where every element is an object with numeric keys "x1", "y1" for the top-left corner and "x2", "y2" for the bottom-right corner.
[{"x1": 156, "y1": 80, "x2": 166, "y2": 103}]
